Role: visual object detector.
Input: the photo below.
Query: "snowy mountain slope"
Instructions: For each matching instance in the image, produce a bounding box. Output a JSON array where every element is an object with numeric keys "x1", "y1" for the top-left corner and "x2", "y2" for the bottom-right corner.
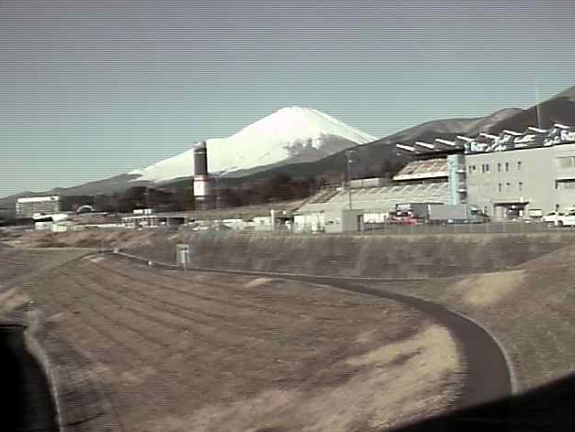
[{"x1": 130, "y1": 106, "x2": 377, "y2": 182}]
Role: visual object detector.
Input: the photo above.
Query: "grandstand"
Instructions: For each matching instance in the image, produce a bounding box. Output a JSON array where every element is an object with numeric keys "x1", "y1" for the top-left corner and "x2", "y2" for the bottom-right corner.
[
  {"x1": 299, "y1": 182, "x2": 450, "y2": 214},
  {"x1": 294, "y1": 122, "x2": 575, "y2": 231},
  {"x1": 295, "y1": 170, "x2": 452, "y2": 231},
  {"x1": 295, "y1": 139, "x2": 464, "y2": 231}
]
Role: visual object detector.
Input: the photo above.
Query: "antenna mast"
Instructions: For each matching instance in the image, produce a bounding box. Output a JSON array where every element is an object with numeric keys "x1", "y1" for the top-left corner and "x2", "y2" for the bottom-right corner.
[{"x1": 534, "y1": 78, "x2": 542, "y2": 129}]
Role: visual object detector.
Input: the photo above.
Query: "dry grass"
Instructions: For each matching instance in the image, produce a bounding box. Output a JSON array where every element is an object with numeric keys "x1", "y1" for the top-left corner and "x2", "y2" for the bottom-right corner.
[
  {"x1": 2, "y1": 252, "x2": 464, "y2": 432},
  {"x1": 448, "y1": 270, "x2": 526, "y2": 307},
  {"x1": 370, "y1": 243, "x2": 575, "y2": 393}
]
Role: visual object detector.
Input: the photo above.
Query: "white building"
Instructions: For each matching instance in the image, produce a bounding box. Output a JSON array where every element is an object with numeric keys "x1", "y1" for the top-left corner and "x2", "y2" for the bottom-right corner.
[
  {"x1": 16, "y1": 196, "x2": 61, "y2": 218},
  {"x1": 466, "y1": 142, "x2": 575, "y2": 219}
]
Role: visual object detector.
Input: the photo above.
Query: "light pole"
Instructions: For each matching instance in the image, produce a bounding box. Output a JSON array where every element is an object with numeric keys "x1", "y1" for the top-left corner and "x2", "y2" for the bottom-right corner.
[
  {"x1": 214, "y1": 174, "x2": 223, "y2": 211},
  {"x1": 346, "y1": 149, "x2": 354, "y2": 210}
]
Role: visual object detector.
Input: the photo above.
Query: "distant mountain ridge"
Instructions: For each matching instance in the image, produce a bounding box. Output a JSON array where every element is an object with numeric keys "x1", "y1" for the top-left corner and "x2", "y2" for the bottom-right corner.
[
  {"x1": 3, "y1": 84, "x2": 575, "y2": 207},
  {"x1": 372, "y1": 108, "x2": 522, "y2": 146}
]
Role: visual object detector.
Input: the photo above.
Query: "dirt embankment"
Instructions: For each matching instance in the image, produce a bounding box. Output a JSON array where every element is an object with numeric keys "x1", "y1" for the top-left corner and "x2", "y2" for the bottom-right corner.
[
  {"x1": 0, "y1": 252, "x2": 463, "y2": 432},
  {"x1": 369, "y1": 242, "x2": 575, "y2": 395},
  {"x1": 0, "y1": 248, "x2": 88, "y2": 283}
]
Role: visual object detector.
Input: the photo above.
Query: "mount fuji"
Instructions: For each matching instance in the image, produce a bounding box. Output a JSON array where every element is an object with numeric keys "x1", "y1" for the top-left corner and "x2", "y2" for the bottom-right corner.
[{"x1": 129, "y1": 106, "x2": 378, "y2": 183}]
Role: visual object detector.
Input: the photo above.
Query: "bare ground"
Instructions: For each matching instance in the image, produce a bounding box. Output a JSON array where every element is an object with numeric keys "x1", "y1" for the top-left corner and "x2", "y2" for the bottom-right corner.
[
  {"x1": 0, "y1": 251, "x2": 463, "y2": 432},
  {"x1": 370, "y1": 252, "x2": 575, "y2": 393}
]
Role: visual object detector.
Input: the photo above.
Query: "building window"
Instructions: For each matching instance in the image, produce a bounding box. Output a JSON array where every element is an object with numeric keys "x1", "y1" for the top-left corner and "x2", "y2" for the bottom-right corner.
[
  {"x1": 556, "y1": 156, "x2": 575, "y2": 169},
  {"x1": 519, "y1": 182, "x2": 523, "y2": 192},
  {"x1": 505, "y1": 162, "x2": 509, "y2": 172},
  {"x1": 497, "y1": 163, "x2": 502, "y2": 172},
  {"x1": 517, "y1": 161, "x2": 522, "y2": 170},
  {"x1": 506, "y1": 182, "x2": 511, "y2": 190},
  {"x1": 498, "y1": 183, "x2": 502, "y2": 192},
  {"x1": 485, "y1": 163, "x2": 490, "y2": 173}
]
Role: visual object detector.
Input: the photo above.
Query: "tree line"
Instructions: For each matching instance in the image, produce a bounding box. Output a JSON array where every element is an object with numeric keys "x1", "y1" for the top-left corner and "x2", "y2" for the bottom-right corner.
[{"x1": 0, "y1": 158, "x2": 407, "y2": 223}]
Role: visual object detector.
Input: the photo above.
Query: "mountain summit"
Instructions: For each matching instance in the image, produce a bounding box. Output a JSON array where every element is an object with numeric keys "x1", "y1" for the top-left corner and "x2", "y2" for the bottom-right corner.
[{"x1": 130, "y1": 106, "x2": 377, "y2": 182}]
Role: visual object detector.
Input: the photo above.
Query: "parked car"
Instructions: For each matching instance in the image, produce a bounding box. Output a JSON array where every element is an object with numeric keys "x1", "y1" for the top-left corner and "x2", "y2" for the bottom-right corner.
[
  {"x1": 387, "y1": 211, "x2": 419, "y2": 225},
  {"x1": 542, "y1": 211, "x2": 565, "y2": 226},
  {"x1": 467, "y1": 210, "x2": 491, "y2": 224},
  {"x1": 556, "y1": 210, "x2": 575, "y2": 227}
]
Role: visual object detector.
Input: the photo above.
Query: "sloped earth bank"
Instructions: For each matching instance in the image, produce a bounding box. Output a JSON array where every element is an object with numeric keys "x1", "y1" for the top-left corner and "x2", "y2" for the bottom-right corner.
[
  {"x1": 7, "y1": 229, "x2": 575, "y2": 279},
  {"x1": 356, "y1": 244, "x2": 575, "y2": 431},
  {"x1": 0, "y1": 250, "x2": 463, "y2": 432}
]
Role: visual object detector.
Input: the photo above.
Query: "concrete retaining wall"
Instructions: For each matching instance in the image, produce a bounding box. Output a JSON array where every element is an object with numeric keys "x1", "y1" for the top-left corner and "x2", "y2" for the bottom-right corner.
[{"x1": 128, "y1": 232, "x2": 575, "y2": 278}]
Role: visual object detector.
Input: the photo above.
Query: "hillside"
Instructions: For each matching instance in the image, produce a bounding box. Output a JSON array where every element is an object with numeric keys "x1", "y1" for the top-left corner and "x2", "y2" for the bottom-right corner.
[
  {"x1": 488, "y1": 94, "x2": 575, "y2": 133},
  {"x1": 5, "y1": 82, "x2": 575, "y2": 205}
]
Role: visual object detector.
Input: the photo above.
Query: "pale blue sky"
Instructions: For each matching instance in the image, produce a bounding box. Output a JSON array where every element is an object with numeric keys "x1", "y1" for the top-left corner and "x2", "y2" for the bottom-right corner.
[{"x1": 1, "y1": 0, "x2": 575, "y2": 198}]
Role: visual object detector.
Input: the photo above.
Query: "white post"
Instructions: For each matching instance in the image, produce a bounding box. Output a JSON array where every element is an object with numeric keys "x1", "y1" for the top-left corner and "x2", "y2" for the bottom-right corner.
[{"x1": 346, "y1": 149, "x2": 354, "y2": 210}]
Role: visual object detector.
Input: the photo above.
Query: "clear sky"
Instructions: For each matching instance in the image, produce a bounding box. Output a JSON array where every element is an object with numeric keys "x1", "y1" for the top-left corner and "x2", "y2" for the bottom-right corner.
[{"x1": 1, "y1": 0, "x2": 575, "y2": 198}]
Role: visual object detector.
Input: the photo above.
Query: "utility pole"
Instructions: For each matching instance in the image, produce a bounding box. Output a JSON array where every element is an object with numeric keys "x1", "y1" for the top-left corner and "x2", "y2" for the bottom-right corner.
[{"x1": 346, "y1": 149, "x2": 354, "y2": 210}]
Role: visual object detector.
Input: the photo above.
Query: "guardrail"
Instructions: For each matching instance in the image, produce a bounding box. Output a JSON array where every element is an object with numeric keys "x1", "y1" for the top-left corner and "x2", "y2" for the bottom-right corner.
[
  {"x1": 358, "y1": 221, "x2": 574, "y2": 235},
  {"x1": 181, "y1": 222, "x2": 575, "y2": 236}
]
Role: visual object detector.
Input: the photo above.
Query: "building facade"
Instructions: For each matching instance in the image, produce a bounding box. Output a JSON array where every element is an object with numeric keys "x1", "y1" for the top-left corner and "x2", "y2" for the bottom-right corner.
[
  {"x1": 466, "y1": 143, "x2": 575, "y2": 219},
  {"x1": 16, "y1": 196, "x2": 61, "y2": 218}
]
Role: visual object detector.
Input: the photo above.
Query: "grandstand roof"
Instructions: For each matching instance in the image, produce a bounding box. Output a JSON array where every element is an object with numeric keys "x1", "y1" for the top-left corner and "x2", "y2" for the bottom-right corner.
[
  {"x1": 414, "y1": 141, "x2": 435, "y2": 150},
  {"x1": 393, "y1": 159, "x2": 448, "y2": 181},
  {"x1": 395, "y1": 123, "x2": 575, "y2": 157}
]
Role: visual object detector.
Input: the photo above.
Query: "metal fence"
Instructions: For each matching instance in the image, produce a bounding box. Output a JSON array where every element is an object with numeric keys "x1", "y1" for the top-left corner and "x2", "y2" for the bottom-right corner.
[
  {"x1": 359, "y1": 221, "x2": 574, "y2": 235},
  {"x1": 174, "y1": 221, "x2": 575, "y2": 237}
]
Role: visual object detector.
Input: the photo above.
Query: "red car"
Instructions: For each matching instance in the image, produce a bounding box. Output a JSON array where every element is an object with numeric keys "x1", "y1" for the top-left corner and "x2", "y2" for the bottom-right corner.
[{"x1": 388, "y1": 211, "x2": 420, "y2": 225}]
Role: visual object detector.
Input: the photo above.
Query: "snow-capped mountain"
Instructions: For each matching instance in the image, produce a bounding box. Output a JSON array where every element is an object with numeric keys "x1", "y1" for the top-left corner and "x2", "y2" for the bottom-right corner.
[{"x1": 130, "y1": 106, "x2": 377, "y2": 182}]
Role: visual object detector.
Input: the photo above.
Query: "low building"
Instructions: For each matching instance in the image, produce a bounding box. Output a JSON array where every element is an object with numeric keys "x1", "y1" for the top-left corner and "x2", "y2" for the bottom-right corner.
[
  {"x1": 293, "y1": 211, "x2": 325, "y2": 233},
  {"x1": 294, "y1": 209, "x2": 365, "y2": 233},
  {"x1": 51, "y1": 221, "x2": 74, "y2": 232},
  {"x1": 324, "y1": 209, "x2": 365, "y2": 233},
  {"x1": 16, "y1": 196, "x2": 61, "y2": 218},
  {"x1": 34, "y1": 221, "x2": 53, "y2": 231}
]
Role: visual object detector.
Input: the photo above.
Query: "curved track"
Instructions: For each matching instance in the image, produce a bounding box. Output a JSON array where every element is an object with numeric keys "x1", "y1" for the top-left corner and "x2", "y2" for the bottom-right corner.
[
  {"x1": 203, "y1": 271, "x2": 512, "y2": 429},
  {"x1": 114, "y1": 252, "x2": 512, "y2": 430},
  {"x1": 293, "y1": 276, "x2": 511, "y2": 410}
]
